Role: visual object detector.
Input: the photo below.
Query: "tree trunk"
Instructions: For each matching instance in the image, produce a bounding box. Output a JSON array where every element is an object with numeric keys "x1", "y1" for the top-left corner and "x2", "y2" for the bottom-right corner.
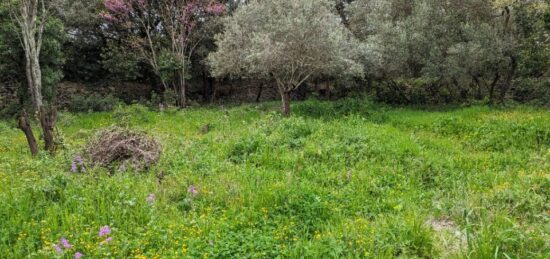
[
  {"x1": 17, "y1": 111, "x2": 39, "y2": 156},
  {"x1": 488, "y1": 73, "x2": 500, "y2": 105},
  {"x1": 30, "y1": 49, "x2": 43, "y2": 112},
  {"x1": 22, "y1": 31, "x2": 43, "y2": 113},
  {"x1": 39, "y1": 105, "x2": 57, "y2": 153},
  {"x1": 149, "y1": 72, "x2": 164, "y2": 102},
  {"x1": 324, "y1": 84, "x2": 331, "y2": 100},
  {"x1": 281, "y1": 90, "x2": 291, "y2": 117},
  {"x1": 472, "y1": 75, "x2": 483, "y2": 100},
  {"x1": 498, "y1": 57, "x2": 517, "y2": 104},
  {"x1": 180, "y1": 84, "x2": 187, "y2": 108},
  {"x1": 209, "y1": 78, "x2": 215, "y2": 103},
  {"x1": 179, "y1": 70, "x2": 187, "y2": 108},
  {"x1": 255, "y1": 83, "x2": 264, "y2": 102},
  {"x1": 210, "y1": 79, "x2": 218, "y2": 104},
  {"x1": 202, "y1": 71, "x2": 209, "y2": 103},
  {"x1": 367, "y1": 78, "x2": 372, "y2": 91},
  {"x1": 17, "y1": 0, "x2": 45, "y2": 114}
]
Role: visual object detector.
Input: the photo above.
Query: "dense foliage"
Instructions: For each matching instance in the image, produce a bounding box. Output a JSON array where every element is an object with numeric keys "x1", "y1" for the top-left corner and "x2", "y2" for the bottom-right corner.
[
  {"x1": 347, "y1": 0, "x2": 549, "y2": 105},
  {"x1": 0, "y1": 1, "x2": 65, "y2": 112},
  {"x1": 1, "y1": 1, "x2": 549, "y2": 115}
]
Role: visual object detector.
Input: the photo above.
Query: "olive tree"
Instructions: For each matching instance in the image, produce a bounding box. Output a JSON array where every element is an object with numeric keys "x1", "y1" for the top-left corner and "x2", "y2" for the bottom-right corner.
[
  {"x1": 208, "y1": 0, "x2": 363, "y2": 116},
  {"x1": 347, "y1": 0, "x2": 532, "y2": 104}
]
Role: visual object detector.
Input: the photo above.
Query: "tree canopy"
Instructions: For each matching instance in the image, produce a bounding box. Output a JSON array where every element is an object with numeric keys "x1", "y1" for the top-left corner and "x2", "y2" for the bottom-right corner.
[
  {"x1": 1, "y1": 0, "x2": 549, "y2": 117},
  {"x1": 208, "y1": 0, "x2": 363, "y2": 115}
]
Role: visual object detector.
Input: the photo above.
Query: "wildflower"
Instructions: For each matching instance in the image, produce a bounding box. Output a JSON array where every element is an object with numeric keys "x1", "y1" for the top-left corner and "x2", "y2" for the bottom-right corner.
[
  {"x1": 60, "y1": 237, "x2": 72, "y2": 249},
  {"x1": 99, "y1": 225, "x2": 111, "y2": 237},
  {"x1": 146, "y1": 193, "x2": 156, "y2": 205},
  {"x1": 71, "y1": 161, "x2": 77, "y2": 173},
  {"x1": 188, "y1": 185, "x2": 198, "y2": 196},
  {"x1": 53, "y1": 244, "x2": 62, "y2": 253},
  {"x1": 74, "y1": 252, "x2": 84, "y2": 259},
  {"x1": 71, "y1": 155, "x2": 86, "y2": 173},
  {"x1": 74, "y1": 155, "x2": 83, "y2": 164}
]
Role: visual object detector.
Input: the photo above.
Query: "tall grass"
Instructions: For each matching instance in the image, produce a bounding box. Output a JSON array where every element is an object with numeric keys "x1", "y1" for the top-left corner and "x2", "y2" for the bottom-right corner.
[{"x1": 0, "y1": 99, "x2": 548, "y2": 258}]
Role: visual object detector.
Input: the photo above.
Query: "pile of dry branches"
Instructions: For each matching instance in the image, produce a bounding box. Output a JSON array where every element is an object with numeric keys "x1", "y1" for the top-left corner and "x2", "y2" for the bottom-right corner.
[{"x1": 85, "y1": 127, "x2": 162, "y2": 172}]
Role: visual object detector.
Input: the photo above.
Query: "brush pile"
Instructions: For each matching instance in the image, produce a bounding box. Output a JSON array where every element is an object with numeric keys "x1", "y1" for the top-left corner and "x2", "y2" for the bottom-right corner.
[{"x1": 86, "y1": 127, "x2": 161, "y2": 172}]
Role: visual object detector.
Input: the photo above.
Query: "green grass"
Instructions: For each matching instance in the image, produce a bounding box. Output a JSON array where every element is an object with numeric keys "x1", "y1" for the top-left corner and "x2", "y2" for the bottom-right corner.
[{"x1": 0, "y1": 98, "x2": 548, "y2": 258}]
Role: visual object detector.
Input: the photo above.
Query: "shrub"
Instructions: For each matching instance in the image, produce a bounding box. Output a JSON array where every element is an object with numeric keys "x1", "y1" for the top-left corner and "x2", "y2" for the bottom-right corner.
[
  {"x1": 67, "y1": 94, "x2": 120, "y2": 113},
  {"x1": 371, "y1": 79, "x2": 471, "y2": 105},
  {"x1": 111, "y1": 104, "x2": 151, "y2": 127},
  {"x1": 0, "y1": 101, "x2": 21, "y2": 119},
  {"x1": 512, "y1": 78, "x2": 550, "y2": 106},
  {"x1": 163, "y1": 88, "x2": 179, "y2": 107}
]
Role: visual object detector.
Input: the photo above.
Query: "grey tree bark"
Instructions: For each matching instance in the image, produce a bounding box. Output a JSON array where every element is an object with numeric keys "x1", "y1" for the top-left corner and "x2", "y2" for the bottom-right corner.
[
  {"x1": 10, "y1": 0, "x2": 58, "y2": 154},
  {"x1": 11, "y1": 0, "x2": 47, "y2": 113}
]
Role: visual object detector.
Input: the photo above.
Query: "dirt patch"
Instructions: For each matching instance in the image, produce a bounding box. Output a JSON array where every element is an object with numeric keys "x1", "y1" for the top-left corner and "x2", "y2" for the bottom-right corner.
[{"x1": 426, "y1": 217, "x2": 467, "y2": 257}]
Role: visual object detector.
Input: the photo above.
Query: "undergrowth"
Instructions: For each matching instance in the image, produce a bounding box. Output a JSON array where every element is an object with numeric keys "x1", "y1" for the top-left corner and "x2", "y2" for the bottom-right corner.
[{"x1": 0, "y1": 98, "x2": 548, "y2": 258}]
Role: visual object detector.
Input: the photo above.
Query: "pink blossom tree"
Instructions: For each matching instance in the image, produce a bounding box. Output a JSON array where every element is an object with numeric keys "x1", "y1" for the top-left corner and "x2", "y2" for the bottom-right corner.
[{"x1": 100, "y1": 0, "x2": 225, "y2": 107}]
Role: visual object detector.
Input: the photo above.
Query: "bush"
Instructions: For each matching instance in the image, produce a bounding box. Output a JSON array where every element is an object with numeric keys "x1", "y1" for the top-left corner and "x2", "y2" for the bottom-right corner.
[
  {"x1": 163, "y1": 88, "x2": 179, "y2": 107},
  {"x1": 512, "y1": 78, "x2": 550, "y2": 106},
  {"x1": 111, "y1": 104, "x2": 151, "y2": 127},
  {"x1": 0, "y1": 101, "x2": 22, "y2": 119},
  {"x1": 371, "y1": 79, "x2": 471, "y2": 105},
  {"x1": 67, "y1": 94, "x2": 120, "y2": 113}
]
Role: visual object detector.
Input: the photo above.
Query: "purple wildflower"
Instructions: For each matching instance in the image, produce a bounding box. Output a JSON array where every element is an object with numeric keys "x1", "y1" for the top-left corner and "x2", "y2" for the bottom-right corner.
[
  {"x1": 188, "y1": 185, "x2": 198, "y2": 196},
  {"x1": 99, "y1": 225, "x2": 111, "y2": 237},
  {"x1": 146, "y1": 193, "x2": 156, "y2": 205},
  {"x1": 74, "y1": 155, "x2": 83, "y2": 164},
  {"x1": 71, "y1": 155, "x2": 85, "y2": 173},
  {"x1": 53, "y1": 244, "x2": 62, "y2": 253},
  {"x1": 71, "y1": 161, "x2": 77, "y2": 173},
  {"x1": 74, "y1": 252, "x2": 84, "y2": 259},
  {"x1": 60, "y1": 237, "x2": 72, "y2": 249}
]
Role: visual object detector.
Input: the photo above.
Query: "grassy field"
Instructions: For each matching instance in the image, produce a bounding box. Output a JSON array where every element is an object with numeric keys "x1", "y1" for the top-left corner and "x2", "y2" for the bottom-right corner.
[{"x1": 0, "y1": 99, "x2": 549, "y2": 258}]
